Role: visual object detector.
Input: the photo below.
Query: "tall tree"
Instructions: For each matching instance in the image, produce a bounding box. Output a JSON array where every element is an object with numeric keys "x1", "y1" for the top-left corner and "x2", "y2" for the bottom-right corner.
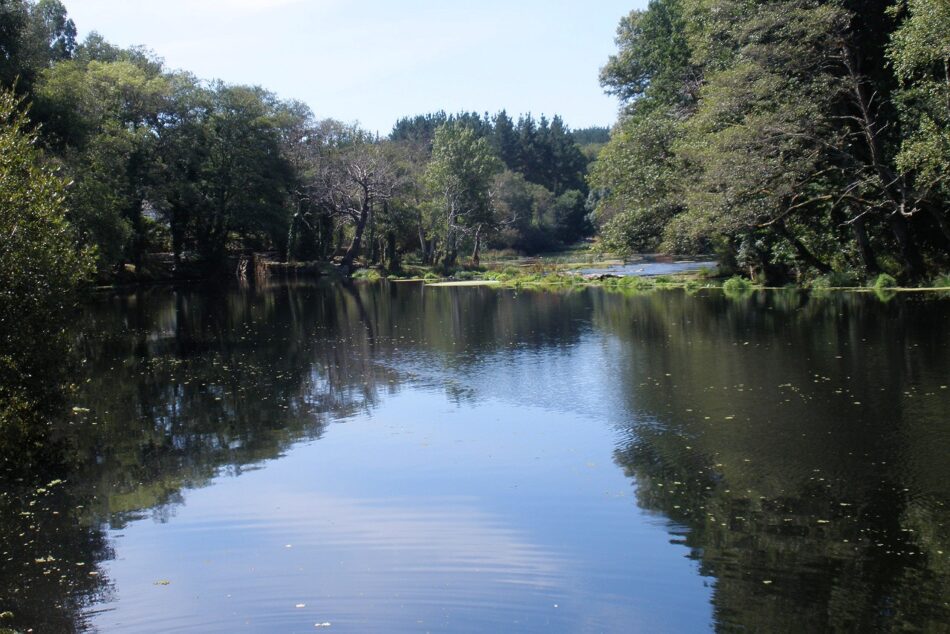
[
  {"x1": 0, "y1": 0, "x2": 75, "y2": 94},
  {"x1": 305, "y1": 121, "x2": 399, "y2": 272},
  {"x1": 889, "y1": 0, "x2": 950, "y2": 244},
  {"x1": 593, "y1": 0, "x2": 949, "y2": 281},
  {"x1": 36, "y1": 57, "x2": 170, "y2": 272},
  {"x1": 425, "y1": 122, "x2": 502, "y2": 267}
]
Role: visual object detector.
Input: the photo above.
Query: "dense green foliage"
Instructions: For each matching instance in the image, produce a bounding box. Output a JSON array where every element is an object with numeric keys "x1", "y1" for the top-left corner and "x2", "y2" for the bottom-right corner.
[
  {"x1": 0, "y1": 0, "x2": 600, "y2": 286},
  {"x1": 0, "y1": 87, "x2": 92, "y2": 442},
  {"x1": 423, "y1": 122, "x2": 502, "y2": 266},
  {"x1": 0, "y1": 0, "x2": 75, "y2": 94},
  {"x1": 592, "y1": 0, "x2": 950, "y2": 283},
  {"x1": 4, "y1": 0, "x2": 946, "y2": 290},
  {"x1": 391, "y1": 110, "x2": 595, "y2": 255}
]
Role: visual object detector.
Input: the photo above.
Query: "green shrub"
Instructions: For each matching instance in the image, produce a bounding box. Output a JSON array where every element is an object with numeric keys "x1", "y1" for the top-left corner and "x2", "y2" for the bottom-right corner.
[
  {"x1": 873, "y1": 273, "x2": 898, "y2": 290},
  {"x1": 352, "y1": 269, "x2": 382, "y2": 281},
  {"x1": 722, "y1": 276, "x2": 753, "y2": 293},
  {"x1": 625, "y1": 276, "x2": 657, "y2": 290},
  {"x1": 931, "y1": 273, "x2": 950, "y2": 289}
]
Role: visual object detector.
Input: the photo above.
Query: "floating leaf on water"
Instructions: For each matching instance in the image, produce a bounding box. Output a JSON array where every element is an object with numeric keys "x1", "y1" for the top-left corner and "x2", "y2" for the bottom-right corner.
[{"x1": 154, "y1": 580, "x2": 171, "y2": 586}]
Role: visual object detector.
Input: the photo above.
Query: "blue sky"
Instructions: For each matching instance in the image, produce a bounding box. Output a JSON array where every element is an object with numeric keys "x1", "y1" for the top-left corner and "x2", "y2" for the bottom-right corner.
[{"x1": 65, "y1": 0, "x2": 644, "y2": 134}]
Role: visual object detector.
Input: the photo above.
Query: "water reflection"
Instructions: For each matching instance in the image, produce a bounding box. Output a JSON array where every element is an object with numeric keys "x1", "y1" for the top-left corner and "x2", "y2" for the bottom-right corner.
[
  {"x1": 599, "y1": 290, "x2": 950, "y2": 631},
  {"x1": 0, "y1": 282, "x2": 946, "y2": 632}
]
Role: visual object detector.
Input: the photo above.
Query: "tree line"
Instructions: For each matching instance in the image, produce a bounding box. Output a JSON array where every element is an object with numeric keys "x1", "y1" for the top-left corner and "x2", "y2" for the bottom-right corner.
[
  {"x1": 0, "y1": 0, "x2": 604, "y2": 287},
  {"x1": 590, "y1": 0, "x2": 949, "y2": 284},
  {"x1": 4, "y1": 0, "x2": 946, "y2": 290}
]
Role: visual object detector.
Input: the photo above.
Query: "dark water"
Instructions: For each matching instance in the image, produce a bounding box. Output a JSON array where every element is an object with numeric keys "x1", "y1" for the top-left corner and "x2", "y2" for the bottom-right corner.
[{"x1": 1, "y1": 282, "x2": 949, "y2": 633}]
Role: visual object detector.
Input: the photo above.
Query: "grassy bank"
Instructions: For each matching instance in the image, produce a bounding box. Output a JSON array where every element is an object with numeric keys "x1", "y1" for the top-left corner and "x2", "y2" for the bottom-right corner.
[{"x1": 355, "y1": 260, "x2": 950, "y2": 296}]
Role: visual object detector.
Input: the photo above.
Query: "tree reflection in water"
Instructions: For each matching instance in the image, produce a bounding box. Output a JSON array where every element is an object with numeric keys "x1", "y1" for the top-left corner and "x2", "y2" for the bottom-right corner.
[
  {"x1": 0, "y1": 282, "x2": 946, "y2": 632},
  {"x1": 601, "y1": 290, "x2": 950, "y2": 631}
]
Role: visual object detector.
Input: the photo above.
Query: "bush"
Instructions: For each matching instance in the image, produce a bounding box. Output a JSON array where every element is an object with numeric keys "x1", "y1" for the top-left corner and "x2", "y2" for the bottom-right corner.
[
  {"x1": 621, "y1": 276, "x2": 657, "y2": 290},
  {"x1": 0, "y1": 89, "x2": 94, "y2": 441},
  {"x1": 722, "y1": 276, "x2": 753, "y2": 294},
  {"x1": 873, "y1": 273, "x2": 898, "y2": 290},
  {"x1": 931, "y1": 273, "x2": 950, "y2": 289},
  {"x1": 352, "y1": 269, "x2": 382, "y2": 281}
]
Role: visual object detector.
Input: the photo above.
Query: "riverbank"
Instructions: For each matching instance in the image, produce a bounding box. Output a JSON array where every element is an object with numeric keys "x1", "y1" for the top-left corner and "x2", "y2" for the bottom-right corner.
[
  {"x1": 87, "y1": 250, "x2": 950, "y2": 296},
  {"x1": 362, "y1": 265, "x2": 950, "y2": 296}
]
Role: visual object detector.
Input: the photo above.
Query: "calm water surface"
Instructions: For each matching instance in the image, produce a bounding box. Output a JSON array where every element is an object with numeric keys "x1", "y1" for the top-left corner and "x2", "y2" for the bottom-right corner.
[{"x1": 2, "y1": 282, "x2": 948, "y2": 632}]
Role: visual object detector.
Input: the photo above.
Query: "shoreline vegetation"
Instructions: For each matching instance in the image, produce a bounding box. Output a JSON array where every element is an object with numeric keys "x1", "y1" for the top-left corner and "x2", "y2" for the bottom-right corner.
[
  {"x1": 89, "y1": 245, "x2": 950, "y2": 294},
  {"x1": 110, "y1": 249, "x2": 947, "y2": 295}
]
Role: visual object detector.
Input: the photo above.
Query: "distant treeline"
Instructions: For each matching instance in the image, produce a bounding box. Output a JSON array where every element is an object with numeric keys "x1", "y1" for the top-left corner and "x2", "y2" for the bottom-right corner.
[
  {"x1": 590, "y1": 0, "x2": 949, "y2": 284},
  {"x1": 0, "y1": 0, "x2": 606, "y2": 287}
]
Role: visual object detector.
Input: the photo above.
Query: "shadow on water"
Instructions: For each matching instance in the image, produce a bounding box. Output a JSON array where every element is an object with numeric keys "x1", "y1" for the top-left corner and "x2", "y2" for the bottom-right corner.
[{"x1": 0, "y1": 282, "x2": 947, "y2": 631}]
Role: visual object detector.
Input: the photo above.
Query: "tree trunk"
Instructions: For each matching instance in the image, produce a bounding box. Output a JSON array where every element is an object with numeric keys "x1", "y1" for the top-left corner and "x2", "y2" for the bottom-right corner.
[
  {"x1": 385, "y1": 231, "x2": 399, "y2": 271},
  {"x1": 888, "y1": 214, "x2": 925, "y2": 279},
  {"x1": 443, "y1": 245, "x2": 458, "y2": 269},
  {"x1": 340, "y1": 202, "x2": 370, "y2": 272},
  {"x1": 443, "y1": 226, "x2": 458, "y2": 269},
  {"x1": 774, "y1": 221, "x2": 832, "y2": 274},
  {"x1": 367, "y1": 207, "x2": 379, "y2": 265},
  {"x1": 851, "y1": 215, "x2": 880, "y2": 275},
  {"x1": 418, "y1": 227, "x2": 429, "y2": 264},
  {"x1": 472, "y1": 225, "x2": 482, "y2": 267},
  {"x1": 171, "y1": 208, "x2": 184, "y2": 270},
  {"x1": 286, "y1": 215, "x2": 297, "y2": 263}
]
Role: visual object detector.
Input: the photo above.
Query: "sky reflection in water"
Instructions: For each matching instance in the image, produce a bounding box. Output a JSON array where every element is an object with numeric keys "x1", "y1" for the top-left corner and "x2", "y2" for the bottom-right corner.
[{"x1": 1, "y1": 282, "x2": 947, "y2": 632}]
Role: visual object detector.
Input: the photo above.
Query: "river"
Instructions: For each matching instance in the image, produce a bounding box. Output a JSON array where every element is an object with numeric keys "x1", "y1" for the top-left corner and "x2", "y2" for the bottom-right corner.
[{"x1": 1, "y1": 281, "x2": 948, "y2": 632}]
